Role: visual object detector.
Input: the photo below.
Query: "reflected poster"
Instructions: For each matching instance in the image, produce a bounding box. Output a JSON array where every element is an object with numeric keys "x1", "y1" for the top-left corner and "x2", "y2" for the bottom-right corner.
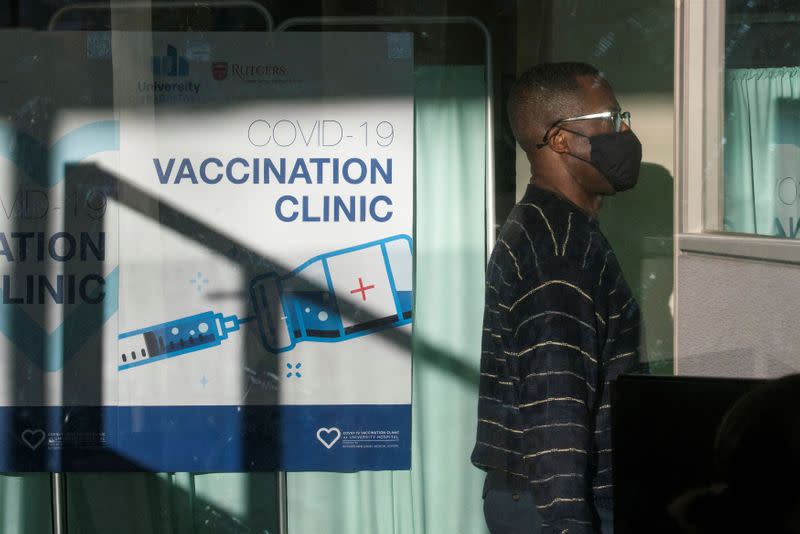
[{"x1": 0, "y1": 31, "x2": 414, "y2": 471}]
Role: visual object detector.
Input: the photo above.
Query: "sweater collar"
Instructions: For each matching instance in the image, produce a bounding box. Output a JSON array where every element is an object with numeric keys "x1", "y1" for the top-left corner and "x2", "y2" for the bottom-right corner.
[{"x1": 522, "y1": 183, "x2": 598, "y2": 224}]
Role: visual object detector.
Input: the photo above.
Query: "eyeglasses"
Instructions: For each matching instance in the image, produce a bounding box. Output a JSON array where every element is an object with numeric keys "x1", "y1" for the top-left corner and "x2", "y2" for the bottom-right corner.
[{"x1": 536, "y1": 110, "x2": 632, "y2": 149}]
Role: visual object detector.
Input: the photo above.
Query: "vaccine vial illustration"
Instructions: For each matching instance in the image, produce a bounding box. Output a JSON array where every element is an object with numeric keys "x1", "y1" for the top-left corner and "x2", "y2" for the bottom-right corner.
[
  {"x1": 116, "y1": 234, "x2": 413, "y2": 370},
  {"x1": 250, "y1": 234, "x2": 412, "y2": 353}
]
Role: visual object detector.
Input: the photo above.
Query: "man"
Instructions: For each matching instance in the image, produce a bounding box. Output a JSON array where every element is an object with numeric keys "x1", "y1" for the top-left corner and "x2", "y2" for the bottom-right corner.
[{"x1": 471, "y1": 62, "x2": 644, "y2": 534}]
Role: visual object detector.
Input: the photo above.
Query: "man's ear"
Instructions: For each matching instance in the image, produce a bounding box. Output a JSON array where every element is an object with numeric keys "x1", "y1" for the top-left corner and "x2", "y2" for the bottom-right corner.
[{"x1": 548, "y1": 128, "x2": 572, "y2": 154}]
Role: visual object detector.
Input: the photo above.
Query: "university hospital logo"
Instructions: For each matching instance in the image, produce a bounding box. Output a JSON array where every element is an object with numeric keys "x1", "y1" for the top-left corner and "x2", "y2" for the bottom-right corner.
[
  {"x1": 138, "y1": 44, "x2": 200, "y2": 104},
  {"x1": 152, "y1": 44, "x2": 189, "y2": 77}
]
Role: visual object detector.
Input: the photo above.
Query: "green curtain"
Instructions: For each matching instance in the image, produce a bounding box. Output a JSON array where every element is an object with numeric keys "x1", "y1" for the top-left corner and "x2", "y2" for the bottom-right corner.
[
  {"x1": 0, "y1": 474, "x2": 51, "y2": 533},
  {"x1": 725, "y1": 67, "x2": 800, "y2": 237},
  {"x1": 0, "y1": 65, "x2": 487, "y2": 534},
  {"x1": 286, "y1": 65, "x2": 488, "y2": 534}
]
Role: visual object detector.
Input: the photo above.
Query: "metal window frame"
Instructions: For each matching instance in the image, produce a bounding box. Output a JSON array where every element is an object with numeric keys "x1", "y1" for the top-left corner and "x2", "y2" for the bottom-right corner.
[
  {"x1": 276, "y1": 17, "x2": 495, "y2": 534},
  {"x1": 47, "y1": 1, "x2": 274, "y2": 31},
  {"x1": 46, "y1": 5, "x2": 277, "y2": 534}
]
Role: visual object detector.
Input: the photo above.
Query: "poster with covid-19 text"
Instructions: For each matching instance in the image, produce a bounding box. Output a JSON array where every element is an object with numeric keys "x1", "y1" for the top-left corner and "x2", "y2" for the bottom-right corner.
[{"x1": 0, "y1": 31, "x2": 414, "y2": 472}]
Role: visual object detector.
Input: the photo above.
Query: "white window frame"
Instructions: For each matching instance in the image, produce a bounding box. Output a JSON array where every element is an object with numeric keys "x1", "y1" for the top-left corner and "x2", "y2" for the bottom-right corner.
[{"x1": 676, "y1": 0, "x2": 800, "y2": 264}]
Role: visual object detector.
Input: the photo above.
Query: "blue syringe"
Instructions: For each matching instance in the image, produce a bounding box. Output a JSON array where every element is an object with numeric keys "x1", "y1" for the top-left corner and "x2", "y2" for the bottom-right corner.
[{"x1": 117, "y1": 311, "x2": 247, "y2": 371}]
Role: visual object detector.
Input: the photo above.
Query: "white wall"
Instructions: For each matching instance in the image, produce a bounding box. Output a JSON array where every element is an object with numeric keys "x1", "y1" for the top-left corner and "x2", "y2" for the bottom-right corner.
[{"x1": 677, "y1": 253, "x2": 800, "y2": 377}]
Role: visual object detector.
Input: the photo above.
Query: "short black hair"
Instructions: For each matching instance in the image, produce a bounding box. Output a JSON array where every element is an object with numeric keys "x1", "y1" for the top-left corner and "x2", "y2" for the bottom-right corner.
[{"x1": 508, "y1": 62, "x2": 602, "y2": 154}]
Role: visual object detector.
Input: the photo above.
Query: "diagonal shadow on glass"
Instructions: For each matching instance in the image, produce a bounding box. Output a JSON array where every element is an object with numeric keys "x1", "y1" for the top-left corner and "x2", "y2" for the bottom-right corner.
[{"x1": 49, "y1": 162, "x2": 479, "y2": 532}]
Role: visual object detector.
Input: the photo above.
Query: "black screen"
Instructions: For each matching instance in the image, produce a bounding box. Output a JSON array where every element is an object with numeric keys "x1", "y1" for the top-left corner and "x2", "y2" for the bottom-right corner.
[{"x1": 610, "y1": 374, "x2": 764, "y2": 534}]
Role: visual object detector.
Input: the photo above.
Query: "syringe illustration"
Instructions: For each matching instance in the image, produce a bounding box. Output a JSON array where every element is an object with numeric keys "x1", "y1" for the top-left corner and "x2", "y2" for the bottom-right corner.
[
  {"x1": 118, "y1": 311, "x2": 243, "y2": 371},
  {"x1": 117, "y1": 234, "x2": 413, "y2": 371}
]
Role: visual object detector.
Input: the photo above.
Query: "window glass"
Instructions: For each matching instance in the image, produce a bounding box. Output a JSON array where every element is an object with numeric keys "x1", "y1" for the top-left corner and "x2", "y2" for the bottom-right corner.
[
  {"x1": 724, "y1": 0, "x2": 800, "y2": 238},
  {"x1": 0, "y1": 2, "x2": 675, "y2": 534}
]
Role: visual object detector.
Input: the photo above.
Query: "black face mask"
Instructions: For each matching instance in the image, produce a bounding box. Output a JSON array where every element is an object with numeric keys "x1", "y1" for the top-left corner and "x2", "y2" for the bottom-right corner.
[{"x1": 561, "y1": 129, "x2": 643, "y2": 192}]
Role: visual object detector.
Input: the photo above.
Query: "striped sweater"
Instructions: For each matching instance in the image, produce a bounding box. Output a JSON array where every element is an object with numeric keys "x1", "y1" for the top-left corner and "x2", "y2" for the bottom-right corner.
[{"x1": 471, "y1": 184, "x2": 642, "y2": 533}]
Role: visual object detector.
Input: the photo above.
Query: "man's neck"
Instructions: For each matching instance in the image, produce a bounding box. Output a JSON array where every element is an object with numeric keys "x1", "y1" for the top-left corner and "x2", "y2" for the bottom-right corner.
[{"x1": 529, "y1": 176, "x2": 602, "y2": 217}]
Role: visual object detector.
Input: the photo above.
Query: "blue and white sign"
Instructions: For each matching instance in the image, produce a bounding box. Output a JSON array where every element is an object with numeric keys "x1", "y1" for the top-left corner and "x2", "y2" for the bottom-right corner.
[{"x1": 0, "y1": 32, "x2": 413, "y2": 472}]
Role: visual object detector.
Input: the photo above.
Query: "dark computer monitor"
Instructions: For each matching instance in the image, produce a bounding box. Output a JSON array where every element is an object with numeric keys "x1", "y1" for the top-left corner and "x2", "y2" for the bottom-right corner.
[{"x1": 610, "y1": 374, "x2": 765, "y2": 534}]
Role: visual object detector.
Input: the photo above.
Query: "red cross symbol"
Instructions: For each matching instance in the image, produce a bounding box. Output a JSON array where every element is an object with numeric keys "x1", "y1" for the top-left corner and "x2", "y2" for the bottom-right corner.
[{"x1": 350, "y1": 277, "x2": 375, "y2": 301}]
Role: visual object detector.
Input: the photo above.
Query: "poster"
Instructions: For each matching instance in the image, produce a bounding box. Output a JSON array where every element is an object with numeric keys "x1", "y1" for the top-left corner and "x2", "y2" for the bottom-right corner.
[{"x1": 0, "y1": 31, "x2": 413, "y2": 471}]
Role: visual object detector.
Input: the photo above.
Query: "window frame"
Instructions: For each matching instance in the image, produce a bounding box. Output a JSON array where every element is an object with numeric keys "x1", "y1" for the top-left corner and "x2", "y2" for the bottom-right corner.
[{"x1": 676, "y1": 0, "x2": 800, "y2": 264}]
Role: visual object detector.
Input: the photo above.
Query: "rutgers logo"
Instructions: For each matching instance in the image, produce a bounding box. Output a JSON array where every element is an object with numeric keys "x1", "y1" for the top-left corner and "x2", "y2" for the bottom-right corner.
[{"x1": 212, "y1": 62, "x2": 228, "y2": 81}]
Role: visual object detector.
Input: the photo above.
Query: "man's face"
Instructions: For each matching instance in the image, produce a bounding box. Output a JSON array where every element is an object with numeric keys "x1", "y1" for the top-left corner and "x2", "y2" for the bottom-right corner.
[{"x1": 559, "y1": 75, "x2": 629, "y2": 195}]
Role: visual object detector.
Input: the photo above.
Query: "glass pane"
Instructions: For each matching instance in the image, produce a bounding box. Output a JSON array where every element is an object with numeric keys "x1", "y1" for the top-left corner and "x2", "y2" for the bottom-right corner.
[
  {"x1": 0, "y1": 2, "x2": 675, "y2": 534},
  {"x1": 66, "y1": 472, "x2": 277, "y2": 534},
  {"x1": 2, "y1": 2, "x2": 283, "y2": 532},
  {"x1": 723, "y1": 0, "x2": 800, "y2": 238}
]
